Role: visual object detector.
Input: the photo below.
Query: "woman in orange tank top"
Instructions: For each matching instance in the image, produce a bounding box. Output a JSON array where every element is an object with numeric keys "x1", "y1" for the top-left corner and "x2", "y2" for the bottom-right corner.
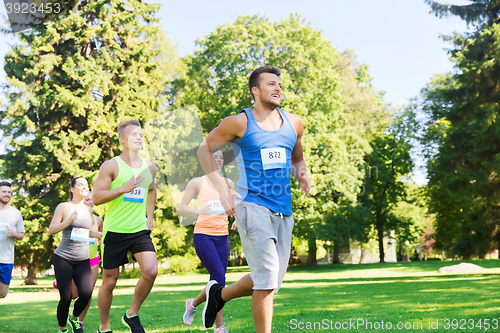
[{"x1": 178, "y1": 150, "x2": 236, "y2": 333}]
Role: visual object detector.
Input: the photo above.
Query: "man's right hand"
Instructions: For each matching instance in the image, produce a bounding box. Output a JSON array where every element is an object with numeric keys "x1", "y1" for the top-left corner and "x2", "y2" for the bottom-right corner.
[
  {"x1": 4, "y1": 226, "x2": 13, "y2": 237},
  {"x1": 121, "y1": 175, "x2": 144, "y2": 194},
  {"x1": 219, "y1": 187, "x2": 241, "y2": 218}
]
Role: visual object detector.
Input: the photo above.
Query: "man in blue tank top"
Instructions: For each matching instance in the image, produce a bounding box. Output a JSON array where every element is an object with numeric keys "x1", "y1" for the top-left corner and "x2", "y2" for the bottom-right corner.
[{"x1": 197, "y1": 66, "x2": 311, "y2": 333}]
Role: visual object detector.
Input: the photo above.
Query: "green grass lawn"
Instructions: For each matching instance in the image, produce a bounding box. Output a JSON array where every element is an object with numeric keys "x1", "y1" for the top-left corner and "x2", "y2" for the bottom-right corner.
[{"x1": 1, "y1": 260, "x2": 500, "y2": 332}]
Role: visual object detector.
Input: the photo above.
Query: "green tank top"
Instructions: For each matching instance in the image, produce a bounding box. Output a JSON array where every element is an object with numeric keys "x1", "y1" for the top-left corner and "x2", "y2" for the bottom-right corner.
[
  {"x1": 103, "y1": 156, "x2": 153, "y2": 233},
  {"x1": 89, "y1": 216, "x2": 99, "y2": 259}
]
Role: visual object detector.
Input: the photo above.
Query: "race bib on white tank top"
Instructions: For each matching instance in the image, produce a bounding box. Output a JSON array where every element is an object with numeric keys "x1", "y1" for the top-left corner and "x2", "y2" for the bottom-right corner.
[
  {"x1": 70, "y1": 228, "x2": 89, "y2": 242},
  {"x1": 0, "y1": 223, "x2": 8, "y2": 234},
  {"x1": 261, "y1": 147, "x2": 286, "y2": 170}
]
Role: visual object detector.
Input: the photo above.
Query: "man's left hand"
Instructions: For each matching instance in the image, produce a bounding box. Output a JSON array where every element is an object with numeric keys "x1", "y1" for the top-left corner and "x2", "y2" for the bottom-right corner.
[
  {"x1": 147, "y1": 218, "x2": 154, "y2": 231},
  {"x1": 298, "y1": 170, "x2": 311, "y2": 196}
]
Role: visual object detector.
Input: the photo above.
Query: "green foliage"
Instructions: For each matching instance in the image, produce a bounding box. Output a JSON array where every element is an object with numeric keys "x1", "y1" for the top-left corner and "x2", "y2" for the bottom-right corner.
[
  {"x1": 425, "y1": 0, "x2": 500, "y2": 29},
  {"x1": 172, "y1": 14, "x2": 387, "y2": 260},
  {"x1": 358, "y1": 112, "x2": 415, "y2": 262},
  {"x1": 0, "y1": 0, "x2": 180, "y2": 279},
  {"x1": 167, "y1": 253, "x2": 200, "y2": 273},
  {"x1": 418, "y1": 9, "x2": 500, "y2": 258},
  {"x1": 393, "y1": 184, "x2": 429, "y2": 258}
]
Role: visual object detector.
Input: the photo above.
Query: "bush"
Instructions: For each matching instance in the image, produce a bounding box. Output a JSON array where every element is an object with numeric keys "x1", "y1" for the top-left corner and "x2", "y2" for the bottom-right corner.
[{"x1": 167, "y1": 254, "x2": 200, "y2": 273}]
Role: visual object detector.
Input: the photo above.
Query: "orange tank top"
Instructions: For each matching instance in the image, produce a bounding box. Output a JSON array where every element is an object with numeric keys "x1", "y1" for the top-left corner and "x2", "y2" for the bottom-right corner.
[{"x1": 194, "y1": 176, "x2": 229, "y2": 236}]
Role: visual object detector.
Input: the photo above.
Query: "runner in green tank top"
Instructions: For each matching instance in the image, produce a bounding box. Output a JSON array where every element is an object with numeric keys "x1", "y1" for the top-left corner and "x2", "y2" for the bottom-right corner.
[{"x1": 93, "y1": 119, "x2": 158, "y2": 333}]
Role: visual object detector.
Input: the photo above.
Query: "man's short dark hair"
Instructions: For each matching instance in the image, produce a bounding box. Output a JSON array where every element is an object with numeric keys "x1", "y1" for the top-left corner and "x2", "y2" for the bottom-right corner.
[
  {"x1": 248, "y1": 66, "x2": 281, "y2": 100},
  {"x1": 0, "y1": 181, "x2": 12, "y2": 188}
]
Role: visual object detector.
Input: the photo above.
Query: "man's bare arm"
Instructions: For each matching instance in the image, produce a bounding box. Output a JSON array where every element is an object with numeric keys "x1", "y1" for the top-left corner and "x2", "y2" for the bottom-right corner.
[
  {"x1": 146, "y1": 162, "x2": 157, "y2": 230},
  {"x1": 289, "y1": 114, "x2": 311, "y2": 196},
  {"x1": 197, "y1": 114, "x2": 245, "y2": 216},
  {"x1": 92, "y1": 160, "x2": 122, "y2": 205},
  {"x1": 197, "y1": 114, "x2": 245, "y2": 192},
  {"x1": 92, "y1": 160, "x2": 144, "y2": 205}
]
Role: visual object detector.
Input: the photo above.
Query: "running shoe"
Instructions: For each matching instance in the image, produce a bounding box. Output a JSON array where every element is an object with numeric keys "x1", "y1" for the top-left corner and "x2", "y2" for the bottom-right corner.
[
  {"x1": 59, "y1": 329, "x2": 69, "y2": 333},
  {"x1": 97, "y1": 326, "x2": 112, "y2": 333},
  {"x1": 214, "y1": 324, "x2": 229, "y2": 333},
  {"x1": 183, "y1": 298, "x2": 197, "y2": 326},
  {"x1": 122, "y1": 312, "x2": 145, "y2": 333},
  {"x1": 68, "y1": 316, "x2": 83, "y2": 333},
  {"x1": 202, "y1": 280, "x2": 225, "y2": 328}
]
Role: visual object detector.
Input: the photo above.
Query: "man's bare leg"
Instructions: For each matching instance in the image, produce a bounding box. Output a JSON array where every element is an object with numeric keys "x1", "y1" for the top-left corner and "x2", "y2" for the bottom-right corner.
[
  {"x1": 220, "y1": 273, "x2": 253, "y2": 301},
  {"x1": 127, "y1": 251, "x2": 158, "y2": 316},
  {"x1": 0, "y1": 282, "x2": 9, "y2": 298},
  {"x1": 98, "y1": 268, "x2": 119, "y2": 331},
  {"x1": 252, "y1": 289, "x2": 274, "y2": 333},
  {"x1": 219, "y1": 274, "x2": 273, "y2": 333}
]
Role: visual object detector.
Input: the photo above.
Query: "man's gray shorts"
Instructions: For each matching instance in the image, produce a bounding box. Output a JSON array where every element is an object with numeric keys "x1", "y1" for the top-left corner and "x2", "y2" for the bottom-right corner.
[{"x1": 235, "y1": 201, "x2": 294, "y2": 291}]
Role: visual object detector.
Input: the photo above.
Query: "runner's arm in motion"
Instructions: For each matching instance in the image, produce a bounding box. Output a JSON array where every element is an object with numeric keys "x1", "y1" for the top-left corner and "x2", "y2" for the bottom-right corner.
[
  {"x1": 288, "y1": 114, "x2": 311, "y2": 196},
  {"x1": 178, "y1": 178, "x2": 211, "y2": 215},
  {"x1": 146, "y1": 162, "x2": 157, "y2": 230},
  {"x1": 89, "y1": 229, "x2": 102, "y2": 238},
  {"x1": 48, "y1": 203, "x2": 78, "y2": 235},
  {"x1": 92, "y1": 159, "x2": 144, "y2": 205},
  {"x1": 86, "y1": 206, "x2": 102, "y2": 238},
  {"x1": 197, "y1": 115, "x2": 245, "y2": 217},
  {"x1": 4, "y1": 226, "x2": 24, "y2": 240},
  {"x1": 96, "y1": 216, "x2": 104, "y2": 232},
  {"x1": 227, "y1": 179, "x2": 239, "y2": 231}
]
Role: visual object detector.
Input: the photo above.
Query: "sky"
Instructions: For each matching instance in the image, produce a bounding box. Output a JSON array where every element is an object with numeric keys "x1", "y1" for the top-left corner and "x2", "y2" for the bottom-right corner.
[{"x1": 0, "y1": 0, "x2": 472, "y2": 183}]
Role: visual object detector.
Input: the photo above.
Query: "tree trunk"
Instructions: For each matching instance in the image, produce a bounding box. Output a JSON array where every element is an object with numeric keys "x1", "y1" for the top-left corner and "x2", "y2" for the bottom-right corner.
[
  {"x1": 397, "y1": 240, "x2": 403, "y2": 262},
  {"x1": 289, "y1": 244, "x2": 302, "y2": 265},
  {"x1": 307, "y1": 239, "x2": 317, "y2": 264},
  {"x1": 23, "y1": 265, "x2": 37, "y2": 285},
  {"x1": 333, "y1": 242, "x2": 340, "y2": 264},
  {"x1": 377, "y1": 221, "x2": 385, "y2": 263}
]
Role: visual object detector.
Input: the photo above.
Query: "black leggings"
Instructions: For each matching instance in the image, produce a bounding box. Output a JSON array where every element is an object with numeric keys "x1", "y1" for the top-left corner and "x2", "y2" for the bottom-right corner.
[{"x1": 53, "y1": 254, "x2": 93, "y2": 327}]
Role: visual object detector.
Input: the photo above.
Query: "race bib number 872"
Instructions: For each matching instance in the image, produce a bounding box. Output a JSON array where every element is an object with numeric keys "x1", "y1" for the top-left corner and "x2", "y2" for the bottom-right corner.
[{"x1": 261, "y1": 147, "x2": 286, "y2": 170}]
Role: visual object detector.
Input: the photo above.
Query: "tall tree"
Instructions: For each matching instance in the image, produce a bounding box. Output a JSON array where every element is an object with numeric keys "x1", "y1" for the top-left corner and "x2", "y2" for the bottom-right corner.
[
  {"x1": 425, "y1": 0, "x2": 500, "y2": 28},
  {"x1": 359, "y1": 111, "x2": 415, "y2": 262},
  {"x1": 418, "y1": 0, "x2": 500, "y2": 258},
  {"x1": 172, "y1": 14, "x2": 387, "y2": 263},
  {"x1": 1, "y1": 0, "x2": 179, "y2": 283}
]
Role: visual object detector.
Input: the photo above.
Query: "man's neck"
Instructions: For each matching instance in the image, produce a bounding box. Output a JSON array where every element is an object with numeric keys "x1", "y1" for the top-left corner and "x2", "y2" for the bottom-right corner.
[
  {"x1": 120, "y1": 149, "x2": 142, "y2": 163},
  {"x1": 252, "y1": 104, "x2": 279, "y2": 121},
  {"x1": 0, "y1": 203, "x2": 10, "y2": 211}
]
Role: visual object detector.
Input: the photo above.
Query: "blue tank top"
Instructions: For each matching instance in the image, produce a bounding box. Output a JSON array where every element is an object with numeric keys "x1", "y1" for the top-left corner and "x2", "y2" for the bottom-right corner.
[{"x1": 230, "y1": 108, "x2": 297, "y2": 215}]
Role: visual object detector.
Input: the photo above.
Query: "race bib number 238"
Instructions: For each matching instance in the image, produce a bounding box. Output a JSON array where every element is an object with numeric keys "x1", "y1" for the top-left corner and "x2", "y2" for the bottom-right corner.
[{"x1": 124, "y1": 187, "x2": 146, "y2": 203}]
